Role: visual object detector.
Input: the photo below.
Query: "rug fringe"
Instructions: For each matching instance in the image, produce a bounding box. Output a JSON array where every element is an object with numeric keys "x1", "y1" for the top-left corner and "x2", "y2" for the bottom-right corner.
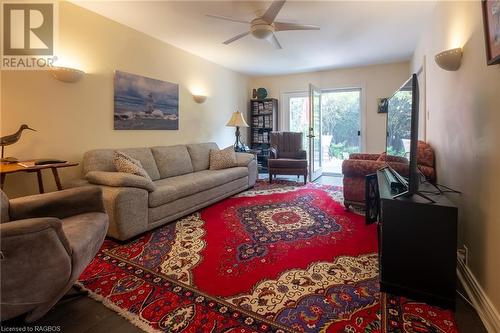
[{"x1": 75, "y1": 282, "x2": 161, "y2": 333}]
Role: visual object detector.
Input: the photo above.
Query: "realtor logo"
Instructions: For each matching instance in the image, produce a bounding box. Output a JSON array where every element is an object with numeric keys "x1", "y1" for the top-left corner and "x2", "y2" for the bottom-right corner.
[
  {"x1": 3, "y1": 3, "x2": 53, "y2": 55},
  {"x1": 2, "y1": 1, "x2": 57, "y2": 69}
]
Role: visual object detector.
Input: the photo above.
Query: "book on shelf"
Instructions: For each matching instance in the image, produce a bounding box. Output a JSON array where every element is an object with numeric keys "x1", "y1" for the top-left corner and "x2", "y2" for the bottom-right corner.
[
  {"x1": 251, "y1": 100, "x2": 276, "y2": 115},
  {"x1": 252, "y1": 132, "x2": 270, "y2": 144}
]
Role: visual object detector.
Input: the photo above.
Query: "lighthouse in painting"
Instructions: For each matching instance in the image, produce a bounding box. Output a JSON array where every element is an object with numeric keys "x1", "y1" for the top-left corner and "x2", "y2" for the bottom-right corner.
[{"x1": 145, "y1": 93, "x2": 154, "y2": 114}]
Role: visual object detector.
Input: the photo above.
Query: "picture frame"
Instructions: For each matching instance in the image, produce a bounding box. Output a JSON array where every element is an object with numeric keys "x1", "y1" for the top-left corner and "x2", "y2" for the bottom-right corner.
[
  {"x1": 114, "y1": 70, "x2": 179, "y2": 130},
  {"x1": 377, "y1": 97, "x2": 388, "y2": 114},
  {"x1": 482, "y1": 0, "x2": 500, "y2": 65}
]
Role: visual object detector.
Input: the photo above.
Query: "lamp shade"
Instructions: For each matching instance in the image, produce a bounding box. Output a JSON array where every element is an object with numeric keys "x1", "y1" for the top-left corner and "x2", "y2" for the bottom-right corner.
[
  {"x1": 226, "y1": 111, "x2": 249, "y2": 127},
  {"x1": 435, "y1": 48, "x2": 462, "y2": 71},
  {"x1": 51, "y1": 66, "x2": 85, "y2": 83}
]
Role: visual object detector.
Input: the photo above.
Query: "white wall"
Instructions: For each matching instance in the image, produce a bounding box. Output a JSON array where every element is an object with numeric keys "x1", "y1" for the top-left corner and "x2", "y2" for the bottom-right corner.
[
  {"x1": 1, "y1": 1, "x2": 250, "y2": 198},
  {"x1": 411, "y1": 0, "x2": 500, "y2": 319},
  {"x1": 250, "y1": 61, "x2": 410, "y2": 153}
]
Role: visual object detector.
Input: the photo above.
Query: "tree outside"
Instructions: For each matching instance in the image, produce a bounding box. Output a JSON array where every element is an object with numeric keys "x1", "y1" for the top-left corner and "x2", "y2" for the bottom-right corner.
[
  {"x1": 386, "y1": 90, "x2": 412, "y2": 157},
  {"x1": 321, "y1": 90, "x2": 361, "y2": 161}
]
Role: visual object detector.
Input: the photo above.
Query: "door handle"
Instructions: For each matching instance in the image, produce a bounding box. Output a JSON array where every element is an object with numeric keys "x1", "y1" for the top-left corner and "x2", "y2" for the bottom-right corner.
[
  {"x1": 358, "y1": 131, "x2": 361, "y2": 136},
  {"x1": 307, "y1": 135, "x2": 315, "y2": 138}
]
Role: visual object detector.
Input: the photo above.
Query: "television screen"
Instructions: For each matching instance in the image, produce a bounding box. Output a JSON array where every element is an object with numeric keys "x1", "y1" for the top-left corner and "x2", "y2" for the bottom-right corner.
[
  {"x1": 386, "y1": 79, "x2": 413, "y2": 159},
  {"x1": 386, "y1": 74, "x2": 419, "y2": 196}
]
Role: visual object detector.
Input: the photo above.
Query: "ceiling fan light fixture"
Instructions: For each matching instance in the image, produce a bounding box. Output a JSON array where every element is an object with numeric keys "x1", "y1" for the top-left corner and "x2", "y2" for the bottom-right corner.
[
  {"x1": 251, "y1": 21, "x2": 274, "y2": 39},
  {"x1": 209, "y1": 0, "x2": 320, "y2": 48}
]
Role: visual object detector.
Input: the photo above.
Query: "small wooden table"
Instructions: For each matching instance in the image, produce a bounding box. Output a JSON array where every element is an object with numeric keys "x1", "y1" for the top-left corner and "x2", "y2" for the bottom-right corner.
[{"x1": 0, "y1": 161, "x2": 78, "y2": 193}]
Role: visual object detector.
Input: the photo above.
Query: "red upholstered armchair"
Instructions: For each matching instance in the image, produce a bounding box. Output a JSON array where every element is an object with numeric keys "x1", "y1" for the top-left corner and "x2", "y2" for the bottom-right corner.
[{"x1": 341, "y1": 141, "x2": 436, "y2": 207}]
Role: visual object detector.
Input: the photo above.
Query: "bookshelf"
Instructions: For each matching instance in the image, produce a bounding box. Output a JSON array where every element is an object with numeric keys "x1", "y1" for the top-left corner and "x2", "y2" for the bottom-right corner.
[{"x1": 250, "y1": 98, "x2": 278, "y2": 172}]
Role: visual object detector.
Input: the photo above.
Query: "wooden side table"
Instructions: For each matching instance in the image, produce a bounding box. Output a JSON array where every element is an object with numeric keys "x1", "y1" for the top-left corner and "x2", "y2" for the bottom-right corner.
[{"x1": 0, "y1": 161, "x2": 78, "y2": 193}]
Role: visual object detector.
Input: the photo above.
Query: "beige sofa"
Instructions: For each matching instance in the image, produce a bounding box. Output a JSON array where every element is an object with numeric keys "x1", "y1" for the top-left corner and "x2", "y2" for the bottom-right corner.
[{"x1": 73, "y1": 142, "x2": 257, "y2": 241}]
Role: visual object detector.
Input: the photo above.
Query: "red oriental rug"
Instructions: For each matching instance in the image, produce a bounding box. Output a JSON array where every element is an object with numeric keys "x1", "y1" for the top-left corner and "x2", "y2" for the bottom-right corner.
[{"x1": 78, "y1": 181, "x2": 458, "y2": 333}]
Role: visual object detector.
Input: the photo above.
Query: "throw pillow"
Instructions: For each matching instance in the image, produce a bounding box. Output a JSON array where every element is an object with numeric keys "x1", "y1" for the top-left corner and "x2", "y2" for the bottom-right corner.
[
  {"x1": 209, "y1": 146, "x2": 237, "y2": 170},
  {"x1": 113, "y1": 151, "x2": 152, "y2": 181}
]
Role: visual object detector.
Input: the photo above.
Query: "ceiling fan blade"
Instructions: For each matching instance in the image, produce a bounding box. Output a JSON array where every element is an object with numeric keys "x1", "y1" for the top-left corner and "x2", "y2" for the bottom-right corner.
[
  {"x1": 261, "y1": 0, "x2": 286, "y2": 23},
  {"x1": 206, "y1": 14, "x2": 249, "y2": 24},
  {"x1": 274, "y1": 22, "x2": 320, "y2": 31},
  {"x1": 268, "y1": 33, "x2": 282, "y2": 49},
  {"x1": 223, "y1": 31, "x2": 251, "y2": 45}
]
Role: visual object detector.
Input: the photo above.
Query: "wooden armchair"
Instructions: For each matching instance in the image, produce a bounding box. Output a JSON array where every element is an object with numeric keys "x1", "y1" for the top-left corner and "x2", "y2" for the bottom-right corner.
[{"x1": 268, "y1": 132, "x2": 308, "y2": 185}]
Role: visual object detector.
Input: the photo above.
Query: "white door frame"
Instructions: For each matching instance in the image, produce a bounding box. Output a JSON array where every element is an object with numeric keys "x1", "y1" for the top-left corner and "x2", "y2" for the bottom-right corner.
[{"x1": 309, "y1": 84, "x2": 323, "y2": 181}]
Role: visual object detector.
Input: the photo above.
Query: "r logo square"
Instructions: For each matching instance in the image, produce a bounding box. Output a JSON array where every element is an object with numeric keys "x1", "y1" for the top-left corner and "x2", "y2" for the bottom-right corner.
[{"x1": 3, "y1": 2, "x2": 54, "y2": 56}]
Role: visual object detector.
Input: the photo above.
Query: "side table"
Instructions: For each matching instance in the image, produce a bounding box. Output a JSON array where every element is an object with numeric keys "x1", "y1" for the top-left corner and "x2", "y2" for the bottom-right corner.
[{"x1": 0, "y1": 161, "x2": 78, "y2": 193}]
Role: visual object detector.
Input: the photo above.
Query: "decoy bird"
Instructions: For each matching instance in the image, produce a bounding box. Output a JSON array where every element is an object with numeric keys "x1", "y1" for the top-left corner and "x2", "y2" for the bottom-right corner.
[{"x1": 1, "y1": 124, "x2": 36, "y2": 161}]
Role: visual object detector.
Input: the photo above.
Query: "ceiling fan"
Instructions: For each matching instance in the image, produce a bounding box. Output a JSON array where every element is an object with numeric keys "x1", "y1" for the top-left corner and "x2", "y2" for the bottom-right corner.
[{"x1": 206, "y1": 0, "x2": 320, "y2": 49}]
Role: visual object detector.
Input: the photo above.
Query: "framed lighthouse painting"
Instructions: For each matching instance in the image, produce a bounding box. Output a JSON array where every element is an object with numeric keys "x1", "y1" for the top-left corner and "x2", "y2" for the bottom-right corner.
[
  {"x1": 114, "y1": 70, "x2": 179, "y2": 130},
  {"x1": 482, "y1": 0, "x2": 500, "y2": 65}
]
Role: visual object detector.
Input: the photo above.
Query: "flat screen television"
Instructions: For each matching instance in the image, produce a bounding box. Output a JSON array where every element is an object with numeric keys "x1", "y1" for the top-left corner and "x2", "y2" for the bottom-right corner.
[{"x1": 386, "y1": 73, "x2": 420, "y2": 198}]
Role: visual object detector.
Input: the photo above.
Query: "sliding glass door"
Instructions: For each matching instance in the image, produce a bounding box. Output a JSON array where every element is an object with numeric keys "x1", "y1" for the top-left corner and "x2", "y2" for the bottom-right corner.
[
  {"x1": 321, "y1": 89, "x2": 361, "y2": 175},
  {"x1": 285, "y1": 87, "x2": 362, "y2": 178}
]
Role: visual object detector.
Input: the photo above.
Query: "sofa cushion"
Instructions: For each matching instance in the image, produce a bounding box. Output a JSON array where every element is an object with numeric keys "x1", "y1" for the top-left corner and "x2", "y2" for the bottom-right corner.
[
  {"x1": 148, "y1": 177, "x2": 249, "y2": 223},
  {"x1": 151, "y1": 145, "x2": 194, "y2": 178},
  {"x1": 268, "y1": 158, "x2": 307, "y2": 169},
  {"x1": 376, "y1": 152, "x2": 387, "y2": 162},
  {"x1": 113, "y1": 151, "x2": 152, "y2": 181},
  {"x1": 83, "y1": 148, "x2": 161, "y2": 181},
  {"x1": 209, "y1": 146, "x2": 237, "y2": 170},
  {"x1": 149, "y1": 167, "x2": 248, "y2": 207},
  {"x1": 186, "y1": 142, "x2": 219, "y2": 172}
]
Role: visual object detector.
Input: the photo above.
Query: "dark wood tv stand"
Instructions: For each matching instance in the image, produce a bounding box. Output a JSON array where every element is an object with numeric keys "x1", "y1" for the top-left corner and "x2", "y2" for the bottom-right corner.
[{"x1": 367, "y1": 170, "x2": 458, "y2": 309}]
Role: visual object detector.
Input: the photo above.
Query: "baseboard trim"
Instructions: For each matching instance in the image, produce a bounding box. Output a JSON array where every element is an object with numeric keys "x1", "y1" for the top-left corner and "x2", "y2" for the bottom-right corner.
[{"x1": 457, "y1": 258, "x2": 500, "y2": 333}]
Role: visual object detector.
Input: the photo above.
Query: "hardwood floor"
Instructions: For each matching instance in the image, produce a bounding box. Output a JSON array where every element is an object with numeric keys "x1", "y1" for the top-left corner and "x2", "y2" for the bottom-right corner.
[
  {"x1": 1, "y1": 176, "x2": 488, "y2": 332},
  {"x1": 3, "y1": 291, "x2": 143, "y2": 333}
]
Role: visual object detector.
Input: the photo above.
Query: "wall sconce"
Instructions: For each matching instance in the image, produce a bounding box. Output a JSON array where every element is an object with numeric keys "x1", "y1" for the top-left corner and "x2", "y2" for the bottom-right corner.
[
  {"x1": 435, "y1": 48, "x2": 462, "y2": 71},
  {"x1": 193, "y1": 95, "x2": 207, "y2": 104},
  {"x1": 50, "y1": 66, "x2": 85, "y2": 83}
]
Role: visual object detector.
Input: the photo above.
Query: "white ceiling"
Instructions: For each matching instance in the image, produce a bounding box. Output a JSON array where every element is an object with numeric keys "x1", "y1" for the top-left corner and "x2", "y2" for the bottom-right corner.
[{"x1": 73, "y1": 1, "x2": 436, "y2": 76}]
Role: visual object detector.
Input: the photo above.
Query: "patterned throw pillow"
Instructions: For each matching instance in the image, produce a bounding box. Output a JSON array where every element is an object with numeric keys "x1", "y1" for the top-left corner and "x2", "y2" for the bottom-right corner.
[
  {"x1": 209, "y1": 146, "x2": 237, "y2": 170},
  {"x1": 113, "y1": 151, "x2": 152, "y2": 181}
]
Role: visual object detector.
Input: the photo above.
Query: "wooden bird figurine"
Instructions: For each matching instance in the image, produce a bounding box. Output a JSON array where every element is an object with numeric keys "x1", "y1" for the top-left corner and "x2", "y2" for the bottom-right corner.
[{"x1": 1, "y1": 124, "x2": 36, "y2": 162}]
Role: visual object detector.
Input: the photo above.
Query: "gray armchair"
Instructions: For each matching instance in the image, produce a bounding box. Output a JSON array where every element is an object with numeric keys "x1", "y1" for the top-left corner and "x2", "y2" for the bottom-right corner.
[
  {"x1": 0, "y1": 187, "x2": 108, "y2": 322},
  {"x1": 268, "y1": 132, "x2": 308, "y2": 184}
]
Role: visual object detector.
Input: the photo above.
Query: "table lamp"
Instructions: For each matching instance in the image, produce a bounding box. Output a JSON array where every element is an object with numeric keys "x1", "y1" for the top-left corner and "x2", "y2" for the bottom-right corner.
[{"x1": 226, "y1": 111, "x2": 249, "y2": 152}]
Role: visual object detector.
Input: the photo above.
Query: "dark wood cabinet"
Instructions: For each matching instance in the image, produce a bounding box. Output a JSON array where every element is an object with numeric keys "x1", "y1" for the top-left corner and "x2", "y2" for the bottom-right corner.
[
  {"x1": 369, "y1": 170, "x2": 458, "y2": 309},
  {"x1": 250, "y1": 99, "x2": 278, "y2": 173}
]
